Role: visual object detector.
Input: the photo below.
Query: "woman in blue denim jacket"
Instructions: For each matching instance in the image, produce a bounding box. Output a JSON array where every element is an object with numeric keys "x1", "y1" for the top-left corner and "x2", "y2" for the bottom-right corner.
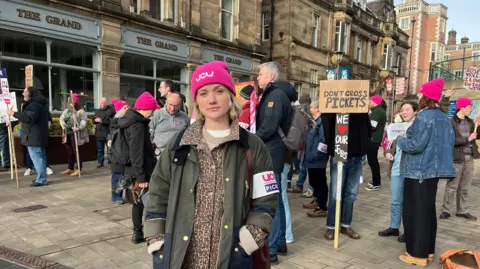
[{"x1": 396, "y1": 79, "x2": 455, "y2": 268}]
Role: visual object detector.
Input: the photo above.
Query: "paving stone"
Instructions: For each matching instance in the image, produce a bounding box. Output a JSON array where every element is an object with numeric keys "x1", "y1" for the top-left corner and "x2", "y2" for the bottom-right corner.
[{"x1": 66, "y1": 246, "x2": 104, "y2": 262}]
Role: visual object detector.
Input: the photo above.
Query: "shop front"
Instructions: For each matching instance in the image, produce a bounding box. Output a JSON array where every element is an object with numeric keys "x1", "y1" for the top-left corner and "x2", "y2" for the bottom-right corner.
[
  {"x1": 0, "y1": 0, "x2": 102, "y2": 114},
  {"x1": 119, "y1": 26, "x2": 190, "y2": 105},
  {"x1": 200, "y1": 46, "x2": 255, "y2": 83}
]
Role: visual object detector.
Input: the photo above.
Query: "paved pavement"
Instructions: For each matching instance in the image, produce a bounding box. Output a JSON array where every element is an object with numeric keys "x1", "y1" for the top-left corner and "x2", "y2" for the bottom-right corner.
[{"x1": 0, "y1": 157, "x2": 479, "y2": 269}]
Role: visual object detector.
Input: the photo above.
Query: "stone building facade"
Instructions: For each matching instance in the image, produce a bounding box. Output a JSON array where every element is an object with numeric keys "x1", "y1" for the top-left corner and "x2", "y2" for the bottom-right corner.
[
  {"x1": 442, "y1": 31, "x2": 480, "y2": 78},
  {"x1": 395, "y1": 0, "x2": 448, "y2": 94},
  {"x1": 260, "y1": 0, "x2": 409, "y2": 100},
  {"x1": 0, "y1": 0, "x2": 264, "y2": 113}
]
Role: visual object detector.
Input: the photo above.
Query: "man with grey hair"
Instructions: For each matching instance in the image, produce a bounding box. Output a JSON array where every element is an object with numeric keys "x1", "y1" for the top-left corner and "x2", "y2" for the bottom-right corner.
[
  {"x1": 94, "y1": 97, "x2": 115, "y2": 168},
  {"x1": 256, "y1": 61, "x2": 297, "y2": 263}
]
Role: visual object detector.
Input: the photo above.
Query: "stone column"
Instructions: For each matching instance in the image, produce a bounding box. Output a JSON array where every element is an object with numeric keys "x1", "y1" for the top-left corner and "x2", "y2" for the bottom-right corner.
[
  {"x1": 98, "y1": 20, "x2": 124, "y2": 100},
  {"x1": 164, "y1": 0, "x2": 174, "y2": 22},
  {"x1": 185, "y1": 63, "x2": 198, "y2": 115},
  {"x1": 140, "y1": 0, "x2": 151, "y2": 16}
]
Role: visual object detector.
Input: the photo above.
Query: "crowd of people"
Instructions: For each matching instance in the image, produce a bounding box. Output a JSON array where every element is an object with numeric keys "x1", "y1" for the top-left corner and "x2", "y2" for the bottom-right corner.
[{"x1": 4, "y1": 58, "x2": 479, "y2": 268}]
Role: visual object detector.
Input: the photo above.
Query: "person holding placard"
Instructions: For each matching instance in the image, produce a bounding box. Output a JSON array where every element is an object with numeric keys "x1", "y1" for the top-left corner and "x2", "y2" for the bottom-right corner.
[
  {"x1": 365, "y1": 95, "x2": 386, "y2": 191},
  {"x1": 7, "y1": 87, "x2": 49, "y2": 187},
  {"x1": 396, "y1": 79, "x2": 455, "y2": 267},
  {"x1": 439, "y1": 97, "x2": 478, "y2": 221},
  {"x1": 378, "y1": 101, "x2": 418, "y2": 243}
]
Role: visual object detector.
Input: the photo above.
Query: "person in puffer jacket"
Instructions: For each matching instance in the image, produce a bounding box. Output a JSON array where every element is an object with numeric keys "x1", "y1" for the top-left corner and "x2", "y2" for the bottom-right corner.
[{"x1": 107, "y1": 99, "x2": 128, "y2": 204}]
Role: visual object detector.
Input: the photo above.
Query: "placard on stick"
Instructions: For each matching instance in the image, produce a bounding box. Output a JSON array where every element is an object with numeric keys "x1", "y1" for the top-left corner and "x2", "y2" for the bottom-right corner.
[
  {"x1": 25, "y1": 65, "x2": 33, "y2": 87},
  {"x1": 335, "y1": 114, "x2": 349, "y2": 162},
  {"x1": 319, "y1": 80, "x2": 370, "y2": 113}
]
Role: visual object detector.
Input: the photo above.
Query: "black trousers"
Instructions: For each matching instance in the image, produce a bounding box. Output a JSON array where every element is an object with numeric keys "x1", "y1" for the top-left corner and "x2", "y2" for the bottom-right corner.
[
  {"x1": 307, "y1": 168, "x2": 328, "y2": 211},
  {"x1": 132, "y1": 203, "x2": 144, "y2": 232},
  {"x1": 367, "y1": 142, "x2": 381, "y2": 186},
  {"x1": 403, "y1": 178, "x2": 439, "y2": 258}
]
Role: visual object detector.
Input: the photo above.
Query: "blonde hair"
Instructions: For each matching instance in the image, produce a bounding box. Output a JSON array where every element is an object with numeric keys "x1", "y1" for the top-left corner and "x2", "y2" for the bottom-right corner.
[{"x1": 193, "y1": 92, "x2": 242, "y2": 124}]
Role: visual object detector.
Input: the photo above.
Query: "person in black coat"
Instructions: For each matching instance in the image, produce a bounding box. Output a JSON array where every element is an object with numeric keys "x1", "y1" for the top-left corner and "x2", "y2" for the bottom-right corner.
[
  {"x1": 256, "y1": 61, "x2": 297, "y2": 261},
  {"x1": 94, "y1": 97, "x2": 115, "y2": 168},
  {"x1": 0, "y1": 121, "x2": 18, "y2": 170},
  {"x1": 321, "y1": 112, "x2": 371, "y2": 240},
  {"x1": 7, "y1": 87, "x2": 49, "y2": 187},
  {"x1": 118, "y1": 92, "x2": 157, "y2": 244}
]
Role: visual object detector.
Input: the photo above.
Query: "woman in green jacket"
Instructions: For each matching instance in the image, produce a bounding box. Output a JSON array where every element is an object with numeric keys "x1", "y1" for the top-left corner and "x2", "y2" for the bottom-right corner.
[{"x1": 145, "y1": 61, "x2": 278, "y2": 269}]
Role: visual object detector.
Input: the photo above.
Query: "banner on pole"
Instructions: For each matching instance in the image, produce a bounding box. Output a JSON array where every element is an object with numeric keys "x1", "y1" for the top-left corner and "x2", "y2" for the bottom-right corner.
[
  {"x1": 25, "y1": 65, "x2": 34, "y2": 88},
  {"x1": 319, "y1": 80, "x2": 370, "y2": 113},
  {"x1": 385, "y1": 78, "x2": 393, "y2": 93},
  {"x1": 334, "y1": 114, "x2": 349, "y2": 162}
]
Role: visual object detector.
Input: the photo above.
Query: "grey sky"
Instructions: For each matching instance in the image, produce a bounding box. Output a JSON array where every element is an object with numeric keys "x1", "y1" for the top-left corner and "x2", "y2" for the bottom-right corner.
[{"x1": 388, "y1": 0, "x2": 479, "y2": 43}]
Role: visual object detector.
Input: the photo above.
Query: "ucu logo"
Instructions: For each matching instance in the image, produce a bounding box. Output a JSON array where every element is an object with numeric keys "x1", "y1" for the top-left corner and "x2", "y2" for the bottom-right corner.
[{"x1": 195, "y1": 71, "x2": 214, "y2": 82}]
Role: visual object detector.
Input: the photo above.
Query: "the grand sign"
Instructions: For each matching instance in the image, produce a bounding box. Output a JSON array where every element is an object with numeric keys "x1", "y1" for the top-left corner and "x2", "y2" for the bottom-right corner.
[
  {"x1": 201, "y1": 47, "x2": 253, "y2": 72},
  {"x1": 121, "y1": 27, "x2": 189, "y2": 61},
  {"x1": 0, "y1": 0, "x2": 101, "y2": 43}
]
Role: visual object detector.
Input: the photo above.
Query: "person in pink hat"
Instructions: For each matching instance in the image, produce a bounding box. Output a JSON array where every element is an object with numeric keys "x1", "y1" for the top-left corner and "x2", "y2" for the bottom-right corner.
[
  {"x1": 439, "y1": 97, "x2": 478, "y2": 222},
  {"x1": 59, "y1": 93, "x2": 89, "y2": 177},
  {"x1": 145, "y1": 61, "x2": 277, "y2": 269},
  {"x1": 396, "y1": 78, "x2": 456, "y2": 267},
  {"x1": 118, "y1": 91, "x2": 157, "y2": 244},
  {"x1": 365, "y1": 95, "x2": 387, "y2": 191}
]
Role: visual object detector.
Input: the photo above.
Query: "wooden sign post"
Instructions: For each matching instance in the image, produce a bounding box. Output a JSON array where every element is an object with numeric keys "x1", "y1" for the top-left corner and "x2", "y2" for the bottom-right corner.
[{"x1": 319, "y1": 80, "x2": 369, "y2": 249}]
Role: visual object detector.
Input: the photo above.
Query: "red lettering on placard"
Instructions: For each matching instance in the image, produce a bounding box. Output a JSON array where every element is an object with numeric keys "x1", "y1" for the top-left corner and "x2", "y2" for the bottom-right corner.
[{"x1": 262, "y1": 173, "x2": 275, "y2": 182}]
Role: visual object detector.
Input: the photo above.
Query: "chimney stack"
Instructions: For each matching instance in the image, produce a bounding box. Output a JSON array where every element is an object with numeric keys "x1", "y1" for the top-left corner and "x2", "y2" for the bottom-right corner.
[
  {"x1": 447, "y1": 29, "x2": 457, "y2": 45},
  {"x1": 461, "y1": 36, "x2": 469, "y2": 44}
]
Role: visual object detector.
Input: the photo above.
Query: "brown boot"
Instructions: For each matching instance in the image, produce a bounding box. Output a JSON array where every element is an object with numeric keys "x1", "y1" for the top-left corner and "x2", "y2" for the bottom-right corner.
[
  {"x1": 399, "y1": 254, "x2": 427, "y2": 267},
  {"x1": 405, "y1": 252, "x2": 434, "y2": 262},
  {"x1": 303, "y1": 199, "x2": 318, "y2": 209},
  {"x1": 61, "y1": 169, "x2": 74, "y2": 175},
  {"x1": 307, "y1": 208, "x2": 327, "y2": 218},
  {"x1": 324, "y1": 229, "x2": 335, "y2": 240},
  {"x1": 341, "y1": 227, "x2": 361, "y2": 239},
  {"x1": 70, "y1": 170, "x2": 80, "y2": 177}
]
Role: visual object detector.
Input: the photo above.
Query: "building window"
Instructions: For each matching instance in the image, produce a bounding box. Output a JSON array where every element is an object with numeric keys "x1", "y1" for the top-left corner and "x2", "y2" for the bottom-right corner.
[
  {"x1": 356, "y1": 38, "x2": 362, "y2": 62},
  {"x1": 262, "y1": 12, "x2": 271, "y2": 41},
  {"x1": 395, "y1": 53, "x2": 402, "y2": 75},
  {"x1": 335, "y1": 21, "x2": 348, "y2": 53},
  {"x1": 444, "y1": 54, "x2": 450, "y2": 61},
  {"x1": 454, "y1": 70, "x2": 462, "y2": 78},
  {"x1": 382, "y1": 44, "x2": 391, "y2": 69},
  {"x1": 310, "y1": 70, "x2": 318, "y2": 100},
  {"x1": 431, "y1": 6, "x2": 439, "y2": 13},
  {"x1": 221, "y1": 0, "x2": 234, "y2": 40},
  {"x1": 369, "y1": 42, "x2": 375, "y2": 65},
  {"x1": 400, "y1": 17, "x2": 409, "y2": 30},
  {"x1": 150, "y1": 1, "x2": 164, "y2": 21},
  {"x1": 430, "y1": 43, "x2": 437, "y2": 62},
  {"x1": 473, "y1": 51, "x2": 480, "y2": 61},
  {"x1": 312, "y1": 14, "x2": 319, "y2": 48}
]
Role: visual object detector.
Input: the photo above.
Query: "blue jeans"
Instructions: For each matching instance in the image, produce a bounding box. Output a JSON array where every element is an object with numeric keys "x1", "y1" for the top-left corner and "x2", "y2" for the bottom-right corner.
[
  {"x1": 26, "y1": 148, "x2": 49, "y2": 169},
  {"x1": 111, "y1": 173, "x2": 123, "y2": 202},
  {"x1": 390, "y1": 174, "x2": 404, "y2": 229},
  {"x1": 295, "y1": 152, "x2": 312, "y2": 191},
  {"x1": 327, "y1": 157, "x2": 362, "y2": 229},
  {"x1": 0, "y1": 134, "x2": 10, "y2": 166},
  {"x1": 268, "y1": 172, "x2": 286, "y2": 255},
  {"x1": 281, "y1": 163, "x2": 294, "y2": 243},
  {"x1": 97, "y1": 139, "x2": 106, "y2": 165},
  {"x1": 28, "y1": 147, "x2": 47, "y2": 184}
]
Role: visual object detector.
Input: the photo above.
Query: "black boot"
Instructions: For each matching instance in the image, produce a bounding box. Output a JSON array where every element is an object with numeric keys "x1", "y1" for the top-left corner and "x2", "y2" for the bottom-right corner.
[
  {"x1": 270, "y1": 254, "x2": 278, "y2": 263},
  {"x1": 398, "y1": 234, "x2": 405, "y2": 243},
  {"x1": 277, "y1": 244, "x2": 288, "y2": 256},
  {"x1": 132, "y1": 230, "x2": 145, "y2": 244},
  {"x1": 378, "y1": 227, "x2": 399, "y2": 237}
]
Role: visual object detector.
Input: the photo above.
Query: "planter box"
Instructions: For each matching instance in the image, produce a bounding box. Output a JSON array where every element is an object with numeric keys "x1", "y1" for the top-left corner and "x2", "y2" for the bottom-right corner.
[{"x1": 14, "y1": 135, "x2": 99, "y2": 167}]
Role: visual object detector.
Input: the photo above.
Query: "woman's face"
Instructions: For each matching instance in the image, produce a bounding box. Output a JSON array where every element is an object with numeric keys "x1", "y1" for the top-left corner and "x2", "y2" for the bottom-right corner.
[
  {"x1": 196, "y1": 84, "x2": 230, "y2": 121},
  {"x1": 401, "y1": 104, "x2": 416, "y2": 122},
  {"x1": 462, "y1": 105, "x2": 473, "y2": 116}
]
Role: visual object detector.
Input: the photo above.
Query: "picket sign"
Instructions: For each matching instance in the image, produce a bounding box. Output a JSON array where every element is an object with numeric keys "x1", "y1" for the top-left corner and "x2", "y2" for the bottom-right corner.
[{"x1": 319, "y1": 79, "x2": 370, "y2": 249}]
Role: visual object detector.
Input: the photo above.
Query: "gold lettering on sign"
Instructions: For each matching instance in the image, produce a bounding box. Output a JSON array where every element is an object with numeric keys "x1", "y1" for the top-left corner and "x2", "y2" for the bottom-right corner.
[
  {"x1": 137, "y1": 37, "x2": 153, "y2": 46},
  {"x1": 155, "y1": 41, "x2": 178, "y2": 51},
  {"x1": 213, "y1": 54, "x2": 242, "y2": 66},
  {"x1": 16, "y1": 8, "x2": 83, "y2": 30}
]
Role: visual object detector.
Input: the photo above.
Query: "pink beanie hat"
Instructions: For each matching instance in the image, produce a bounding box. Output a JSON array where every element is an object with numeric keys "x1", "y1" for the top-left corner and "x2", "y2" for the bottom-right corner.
[
  {"x1": 420, "y1": 79, "x2": 444, "y2": 102},
  {"x1": 112, "y1": 99, "x2": 128, "y2": 112},
  {"x1": 134, "y1": 92, "x2": 157, "y2": 110},
  {"x1": 370, "y1": 95, "x2": 382, "y2": 106},
  {"x1": 456, "y1": 97, "x2": 473, "y2": 110},
  {"x1": 72, "y1": 93, "x2": 79, "y2": 104},
  {"x1": 191, "y1": 61, "x2": 236, "y2": 101}
]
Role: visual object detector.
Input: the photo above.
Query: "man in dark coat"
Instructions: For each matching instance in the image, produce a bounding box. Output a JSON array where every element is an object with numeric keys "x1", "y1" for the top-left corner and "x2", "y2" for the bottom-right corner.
[
  {"x1": 365, "y1": 96, "x2": 387, "y2": 190},
  {"x1": 94, "y1": 97, "x2": 115, "y2": 168},
  {"x1": 157, "y1": 79, "x2": 188, "y2": 114},
  {"x1": 7, "y1": 87, "x2": 49, "y2": 187},
  {"x1": 118, "y1": 92, "x2": 157, "y2": 244},
  {"x1": 256, "y1": 61, "x2": 297, "y2": 262}
]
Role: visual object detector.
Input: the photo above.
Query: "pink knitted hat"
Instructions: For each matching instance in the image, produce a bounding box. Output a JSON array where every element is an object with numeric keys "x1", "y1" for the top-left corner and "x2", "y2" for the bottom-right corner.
[
  {"x1": 370, "y1": 95, "x2": 382, "y2": 106},
  {"x1": 112, "y1": 99, "x2": 128, "y2": 112},
  {"x1": 456, "y1": 97, "x2": 473, "y2": 110},
  {"x1": 134, "y1": 92, "x2": 157, "y2": 110},
  {"x1": 191, "y1": 61, "x2": 236, "y2": 101},
  {"x1": 72, "y1": 93, "x2": 79, "y2": 104},
  {"x1": 419, "y1": 79, "x2": 444, "y2": 102}
]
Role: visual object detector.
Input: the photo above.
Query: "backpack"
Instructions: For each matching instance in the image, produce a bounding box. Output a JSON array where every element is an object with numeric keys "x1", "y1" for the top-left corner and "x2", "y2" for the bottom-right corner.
[
  {"x1": 278, "y1": 105, "x2": 309, "y2": 151},
  {"x1": 440, "y1": 249, "x2": 480, "y2": 269},
  {"x1": 110, "y1": 127, "x2": 130, "y2": 165}
]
